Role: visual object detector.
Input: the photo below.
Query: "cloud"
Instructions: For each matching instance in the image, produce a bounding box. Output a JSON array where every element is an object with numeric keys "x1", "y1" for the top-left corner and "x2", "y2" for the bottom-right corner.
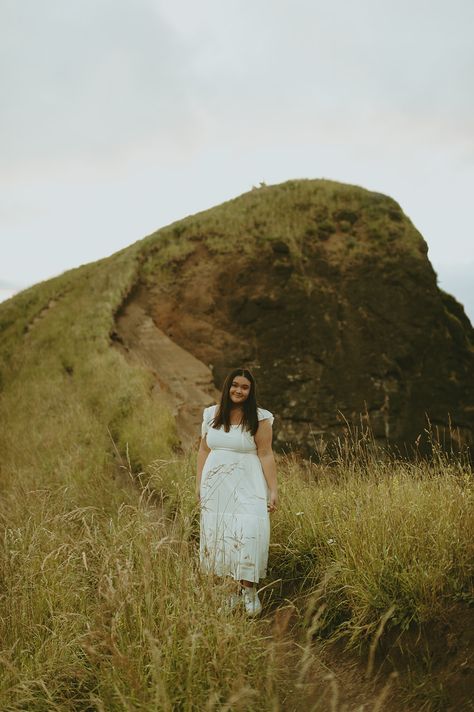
[
  {"x1": 0, "y1": 0, "x2": 206, "y2": 177},
  {"x1": 158, "y1": 0, "x2": 474, "y2": 151},
  {"x1": 2, "y1": 0, "x2": 473, "y2": 184},
  {"x1": 0, "y1": 278, "x2": 23, "y2": 290}
]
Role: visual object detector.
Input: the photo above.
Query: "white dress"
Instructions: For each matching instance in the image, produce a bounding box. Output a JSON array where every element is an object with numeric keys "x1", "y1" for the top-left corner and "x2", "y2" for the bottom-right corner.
[{"x1": 199, "y1": 405, "x2": 274, "y2": 583}]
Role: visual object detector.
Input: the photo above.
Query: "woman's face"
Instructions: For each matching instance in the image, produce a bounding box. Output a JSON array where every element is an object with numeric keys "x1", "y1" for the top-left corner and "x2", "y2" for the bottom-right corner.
[{"x1": 229, "y1": 375, "x2": 252, "y2": 405}]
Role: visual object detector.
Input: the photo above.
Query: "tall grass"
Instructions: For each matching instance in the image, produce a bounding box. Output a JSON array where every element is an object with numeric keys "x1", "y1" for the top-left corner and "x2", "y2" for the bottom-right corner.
[
  {"x1": 0, "y1": 464, "x2": 356, "y2": 711},
  {"x1": 148, "y1": 443, "x2": 473, "y2": 647},
  {"x1": 0, "y1": 441, "x2": 471, "y2": 710}
]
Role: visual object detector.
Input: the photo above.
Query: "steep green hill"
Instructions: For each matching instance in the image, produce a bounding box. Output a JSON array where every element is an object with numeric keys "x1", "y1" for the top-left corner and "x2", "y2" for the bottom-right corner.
[{"x1": 1, "y1": 178, "x2": 473, "y2": 488}]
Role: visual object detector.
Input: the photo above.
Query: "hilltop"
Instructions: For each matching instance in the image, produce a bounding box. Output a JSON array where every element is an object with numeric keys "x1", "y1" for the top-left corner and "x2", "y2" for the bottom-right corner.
[{"x1": 1, "y1": 179, "x2": 473, "y2": 460}]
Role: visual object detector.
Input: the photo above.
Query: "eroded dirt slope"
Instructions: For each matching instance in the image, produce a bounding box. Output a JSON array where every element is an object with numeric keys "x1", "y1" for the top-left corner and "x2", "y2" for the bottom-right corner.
[{"x1": 112, "y1": 282, "x2": 219, "y2": 449}]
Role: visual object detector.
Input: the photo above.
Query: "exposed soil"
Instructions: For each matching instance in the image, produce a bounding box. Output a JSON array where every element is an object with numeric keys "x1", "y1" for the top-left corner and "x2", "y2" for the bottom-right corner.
[
  {"x1": 112, "y1": 281, "x2": 219, "y2": 449},
  {"x1": 262, "y1": 599, "x2": 474, "y2": 711},
  {"x1": 373, "y1": 601, "x2": 474, "y2": 711},
  {"x1": 111, "y1": 237, "x2": 474, "y2": 459}
]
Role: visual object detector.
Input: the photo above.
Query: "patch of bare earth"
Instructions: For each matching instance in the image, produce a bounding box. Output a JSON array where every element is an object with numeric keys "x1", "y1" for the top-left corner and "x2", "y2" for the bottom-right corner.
[
  {"x1": 111, "y1": 280, "x2": 219, "y2": 450},
  {"x1": 263, "y1": 600, "x2": 474, "y2": 711}
]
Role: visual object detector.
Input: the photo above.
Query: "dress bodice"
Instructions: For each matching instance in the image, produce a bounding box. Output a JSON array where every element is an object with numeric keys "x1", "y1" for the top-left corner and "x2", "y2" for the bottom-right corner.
[{"x1": 201, "y1": 405, "x2": 274, "y2": 454}]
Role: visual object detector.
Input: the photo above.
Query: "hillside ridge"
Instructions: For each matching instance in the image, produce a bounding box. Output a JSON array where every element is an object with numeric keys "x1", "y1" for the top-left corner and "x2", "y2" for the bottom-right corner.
[{"x1": 1, "y1": 178, "x2": 473, "y2": 456}]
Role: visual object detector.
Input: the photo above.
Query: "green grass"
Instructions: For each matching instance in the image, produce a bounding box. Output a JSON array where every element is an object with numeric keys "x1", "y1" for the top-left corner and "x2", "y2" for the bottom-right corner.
[{"x1": 0, "y1": 445, "x2": 471, "y2": 710}]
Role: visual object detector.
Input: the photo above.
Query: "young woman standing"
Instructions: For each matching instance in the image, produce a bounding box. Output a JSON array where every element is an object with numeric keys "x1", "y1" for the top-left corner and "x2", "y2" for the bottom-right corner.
[{"x1": 196, "y1": 367, "x2": 278, "y2": 616}]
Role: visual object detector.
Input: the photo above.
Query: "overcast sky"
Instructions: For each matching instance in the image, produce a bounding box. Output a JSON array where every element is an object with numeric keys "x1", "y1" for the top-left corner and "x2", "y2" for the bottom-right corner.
[{"x1": 1, "y1": 0, "x2": 473, "y2": 321}]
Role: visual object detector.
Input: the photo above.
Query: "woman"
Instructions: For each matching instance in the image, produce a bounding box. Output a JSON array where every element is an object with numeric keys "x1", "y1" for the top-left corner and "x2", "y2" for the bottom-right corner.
[{"x1": 196, "y1": 367, "x2": 278, "y2": 617}]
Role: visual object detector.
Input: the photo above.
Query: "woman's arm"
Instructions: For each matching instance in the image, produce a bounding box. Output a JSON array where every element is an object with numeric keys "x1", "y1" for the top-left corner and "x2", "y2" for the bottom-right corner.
[
  {"x1": 196, "y1": 437, "x2": 211, "y2": 501},
  {"x1": 254, "y1": 419, "x2": 278, "y2": 513}
]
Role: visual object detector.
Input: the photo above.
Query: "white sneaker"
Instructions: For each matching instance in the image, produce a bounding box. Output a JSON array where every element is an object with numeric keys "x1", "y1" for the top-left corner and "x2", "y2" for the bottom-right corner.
[{"x1": 241, "y1": 586, "x2": 262, "y2": 617}]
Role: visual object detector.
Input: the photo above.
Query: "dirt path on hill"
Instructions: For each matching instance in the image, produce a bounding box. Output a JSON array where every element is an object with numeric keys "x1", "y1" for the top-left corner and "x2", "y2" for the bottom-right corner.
[{"x1": 24, "y1": 295, "x2": 63, "y2": 337}]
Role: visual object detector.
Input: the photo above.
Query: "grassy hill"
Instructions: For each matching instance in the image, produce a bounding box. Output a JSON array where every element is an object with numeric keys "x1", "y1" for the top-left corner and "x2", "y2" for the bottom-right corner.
[{"x1": 0, "y1": 179, "x2": 472, "y2": 710}]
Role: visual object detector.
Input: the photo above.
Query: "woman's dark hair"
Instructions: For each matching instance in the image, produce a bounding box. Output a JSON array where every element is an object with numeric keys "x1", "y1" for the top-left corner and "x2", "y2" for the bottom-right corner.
[{"x1": 211, "y1": 367, "x2": 259, "y2": 435}]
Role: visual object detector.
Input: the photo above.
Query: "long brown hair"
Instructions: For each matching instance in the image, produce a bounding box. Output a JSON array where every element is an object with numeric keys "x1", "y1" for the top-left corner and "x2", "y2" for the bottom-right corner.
[{"x1": 211, "y1": 368, "x2": 259, "y2": 435}]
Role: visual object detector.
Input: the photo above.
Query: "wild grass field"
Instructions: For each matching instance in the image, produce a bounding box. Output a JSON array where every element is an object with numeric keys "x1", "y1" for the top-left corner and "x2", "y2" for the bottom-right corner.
[
  {"x1": 0, "y1": 427, "x2": 472, "y2": 711},
  {"x1": 0, "y1": 181, "x2": 472, "y2": 710}
]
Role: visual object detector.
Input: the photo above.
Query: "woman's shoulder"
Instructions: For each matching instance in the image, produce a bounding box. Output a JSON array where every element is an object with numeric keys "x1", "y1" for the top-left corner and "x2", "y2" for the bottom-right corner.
[
  {"x1": 203, "y1": 404, "x2": 218, "y2": 417},
  {"x1": 257, "y1": 406, "x2": 274, "y2": 424}
]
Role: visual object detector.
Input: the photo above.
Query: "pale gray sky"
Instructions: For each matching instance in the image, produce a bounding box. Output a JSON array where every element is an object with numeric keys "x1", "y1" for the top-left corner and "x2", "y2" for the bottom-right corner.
[{"x1": 1, "y1": 0, "x2": 473, "y2": 321}]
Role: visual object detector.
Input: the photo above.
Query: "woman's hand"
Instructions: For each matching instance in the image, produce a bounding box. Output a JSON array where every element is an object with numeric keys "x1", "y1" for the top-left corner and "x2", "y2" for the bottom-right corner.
[{"x1": 267, "y1": 489, "x2": 278, "y2": 514}]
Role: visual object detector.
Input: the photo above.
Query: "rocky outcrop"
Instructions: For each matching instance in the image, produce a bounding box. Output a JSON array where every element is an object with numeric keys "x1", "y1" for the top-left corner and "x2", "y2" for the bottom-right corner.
[{"x1": 116, "y1": 179, "x2": 474, "y2": 455}]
